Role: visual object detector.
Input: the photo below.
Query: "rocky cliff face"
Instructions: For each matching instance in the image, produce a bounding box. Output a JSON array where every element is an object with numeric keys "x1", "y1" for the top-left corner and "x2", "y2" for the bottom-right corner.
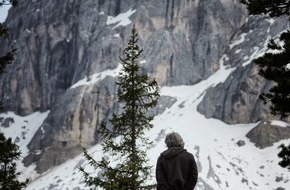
[
  {"x1": 0, "y1": 0, "x2": 288, "y2": 173},
  {"x1": 197, "y1": 16, "x2": 289, "y2": 124}
]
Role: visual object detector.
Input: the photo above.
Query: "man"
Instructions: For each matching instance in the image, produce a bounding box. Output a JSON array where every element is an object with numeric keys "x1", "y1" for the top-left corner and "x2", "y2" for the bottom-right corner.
[{"x1": 156, "y1": 132, "x2": 198, "y2": 190}]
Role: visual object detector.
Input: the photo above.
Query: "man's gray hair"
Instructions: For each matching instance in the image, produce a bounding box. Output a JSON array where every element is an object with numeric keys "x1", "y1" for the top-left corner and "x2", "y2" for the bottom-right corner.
[{"x1": 165, "y1": 132, "x2": 184, "y2": 148}]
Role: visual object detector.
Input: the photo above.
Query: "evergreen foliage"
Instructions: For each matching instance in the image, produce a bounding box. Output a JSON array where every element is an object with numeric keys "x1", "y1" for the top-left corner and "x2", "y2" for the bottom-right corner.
[
  {"x1": 278, "y1": 143, "x2": 290, "y2": 170},
  {"x1": 240, "y1": 0, "x2": 290, "y2": 170},
  {"x1": 0, "y1": 0, "x2": 17, "y2": 77},
  {"x1": 255, "y1": 31, "x2": 290, "y2": 119},
  {"x1": 240, "y1": 0, "x2": 290, "y2": 17},
  {"x1": 0, "y1": 133, "x2": 28, "y2": 190},
  {"x1": 80, "y1": 25, "x2": 160, "y2": 189},
  {"x1": 0, "y1": 23, "x2": 16, "y2": 76},
  {"x1": 0, "y1": 2, "x2": 28, "y2": 189},
  {"x1": 0, "y1": 0, "x2": 18, "y2": 6},
  {"x1": 0, "y1": 0, "x2": 17, "y2": 110}
]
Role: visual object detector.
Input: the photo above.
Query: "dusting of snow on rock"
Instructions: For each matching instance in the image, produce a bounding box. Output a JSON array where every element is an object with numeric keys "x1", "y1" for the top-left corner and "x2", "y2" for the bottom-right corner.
[
  {"x1": 266, "y1": 18, "x2": 276, "y2": 25},
  {"x1": 235, "y1": 49, "x2": 242, "y2": 54},
  {"x1": 286, "y1": 63, "x2": 290, "y2": 70},
  {"x1": 242, "y1": 43, "x2": 268, "y2": 67},
  {"x1": 70, "y1": 64, "x2": 122, "y2": 89},
  {"x1": 271, "y1": 120, "x2": 290, "y2": 128},
  {"x1": 140, "y1": 59, "x2": 146, "y2": 64},
  {"x1": 106, "y1": 8, "x2": 136, "y2": 29},
  {"x1": 229, "y1": 33, "x2": 247, "y2": 49},
  {"x1": 113, "y1": 33, "x2": 120, "y2": 38}
]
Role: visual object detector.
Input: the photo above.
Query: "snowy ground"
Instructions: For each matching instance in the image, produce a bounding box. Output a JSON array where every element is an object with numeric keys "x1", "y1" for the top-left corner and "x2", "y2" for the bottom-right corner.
[
  {"x1": 1, "y1": 59, "x2": 289, "y2": 190},
  {"x1": 0, "y1": 4, "x2": 11, "y2": 23}
]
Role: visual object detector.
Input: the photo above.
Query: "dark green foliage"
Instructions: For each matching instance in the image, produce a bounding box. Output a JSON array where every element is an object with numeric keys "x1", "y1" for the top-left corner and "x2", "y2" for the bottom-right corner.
[
  {"x1": 255, "y1": 30, "x2": 290, "y2": 119},
  {"x1": 0, "y1": 0, "x2": 18, "y2": 6},
  {"x1": 278, "y1": 144, "x2": 290, "y2": 170},
  {"x1": 0, "y1": 36, "x2": 16, "y2": 75},
  {"x1": 0, "y1": 2, "x2": 28, "y2": 189},
  {"x1": 240, "y1": 0, "x2": 290, "y2": 17},
  {"x1": 240, "y1": 0, "x2": 290, "y2": 170},
  {"x1": 80, "y1": 25, "x2": 160, "y2": 189},
  {"x1": 0, "y1": 1, "x2": 17, "y2": 110},
  {"x1": 0, "y1": 133, "x2": 29, "y2": 190},
  {"x1": 0, "y1": 24, "x2": 16, "y2": 75},
  {"x1": 239, "y1": 2, "x2": 290, "y2": 119}
]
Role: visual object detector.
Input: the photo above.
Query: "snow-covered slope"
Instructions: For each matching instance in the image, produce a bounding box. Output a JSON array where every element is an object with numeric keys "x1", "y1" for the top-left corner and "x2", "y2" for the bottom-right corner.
[
  {"x1": 0, "y1": 111, "x2": 49, "y2": 181},
  {"x1": 0, "y1": 4, "x2": 11, "y2": 23},
  {"x1": 1, "y1": 60, "x2": 289, "y2": 190}
]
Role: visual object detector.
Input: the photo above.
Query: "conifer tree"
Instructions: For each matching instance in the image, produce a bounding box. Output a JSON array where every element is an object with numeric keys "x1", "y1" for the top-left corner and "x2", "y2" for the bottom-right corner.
[
  {"x1": 278, "y1": 143, "x2": 290, "y2": 170},
  {"x1": 0, "y1": 133, "x2": 28, "y2": 190},
  {"x1": 0, "y1": 0, "x2": 17, "y2": 78},
  {"x1": 240, "y1": 0, "x2": 290, "y2": 170},
  {"x1": 255, "y1": 31, "x2": 290, "y2": 119},
  {"x1": 80, "y1": 25, "x2": 160, "y2": 189},
  {"x1": 0, "y1": 1, "x2": 28, "y2": 189},
  {"x1": 240, "y1": 0, "x2": 290, "y2": 17},
  {"x1": 0, "y1": 0, "x2": 18, "y2": 6}
]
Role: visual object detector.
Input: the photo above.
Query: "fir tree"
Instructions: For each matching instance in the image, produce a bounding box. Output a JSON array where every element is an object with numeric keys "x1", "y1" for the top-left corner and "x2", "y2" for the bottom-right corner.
[
  {"x1": 0, "y1": 0, "x2": 17, "y2": 111},
  {"x1": 0, "y1": 0, "x2": 18, "y2": 6},
  {"x1": 240, "y1": 0, "x2": 290, "y2": 170},
  {"x1": 0, "y1": 0, "x2": 17, "y2": 78},
  {"x1": 278, "y1": 143, "x2": 290, "y2": 170},
  {"x1": 240, "y1": 0, "x2": 290, "y2": 17},
  {"x1": 0, "y1": 1, "x2": 28, "y2": 189},
  {"x1": 0, "y1": 133, "x2": 28, "y2": 190},
  {"x1": 255, "y1": 31, "x2": 290, "y2": 119},
  {"x1": 80, "y1": 25, "x2": 160, "y2": 189}
]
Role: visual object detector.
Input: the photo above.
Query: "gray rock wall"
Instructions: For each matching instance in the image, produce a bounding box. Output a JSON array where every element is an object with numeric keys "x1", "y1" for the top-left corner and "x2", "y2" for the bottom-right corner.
[
  {"x1": 0, "y1": 0, "x2": 247, "y2": 115},
  {"x1": 197, "y1": 16, "x2": 289, "y2": 124}
]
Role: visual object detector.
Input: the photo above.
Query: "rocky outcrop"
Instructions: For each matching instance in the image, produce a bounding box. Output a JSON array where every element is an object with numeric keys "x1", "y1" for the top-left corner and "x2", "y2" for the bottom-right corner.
[
  {"x1": 246, "y1": 121, "x2": 290, "y2": 148},
  {"x1": 197, "y1": 16, "x2": 289, "y2": 124},
  {"x1": 23, "y1": 76, "x2": 117, "y2": 173},
  {"x1": 1, "y1": 0, "x2": 287, "y2": 173}
]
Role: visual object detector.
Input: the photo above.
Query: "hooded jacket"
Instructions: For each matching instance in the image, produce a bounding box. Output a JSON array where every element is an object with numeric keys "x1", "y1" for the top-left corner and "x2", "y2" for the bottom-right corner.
[{"x1": 156, "y1": 147, "x2": 198, "y2": 190}]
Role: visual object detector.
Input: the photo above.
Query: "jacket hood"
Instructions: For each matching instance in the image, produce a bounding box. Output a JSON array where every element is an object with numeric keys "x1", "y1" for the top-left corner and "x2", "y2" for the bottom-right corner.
[{"x1": 161, "y1": 147, "x2": 186, "y2": 159}]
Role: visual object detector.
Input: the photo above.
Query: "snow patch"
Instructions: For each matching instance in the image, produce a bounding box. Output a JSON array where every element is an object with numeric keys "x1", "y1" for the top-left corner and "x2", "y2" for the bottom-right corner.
[
  {"x1": 106, "y1": 8, "x2": 136, "y2": 29},
  {"x1": 140, "y1": 59, "x2": 146, "y2": 64},
  {"x1": 70, "y1": 64, "x2": 122, "y2": 89},
  {"x1": 271, "y1": 120, "x2": 290, "y2": 128},
  {"x1": 0, "y1": 5, "x2": 11, "y2": 23},
  {"x1": 286, "y1": 63, "x2": 290, "y2": 70},
  {"x1": 0, "y1": 111, "x2": 49, "y2": 182},
  {"x1": 266, "y1": 18, "x2": 276, "y2": 25},
  {"x1": 229, "y1": 33, "x2": 247, "y2": 49},
  {"x1": 113, "y1": 33, "x2": 120, "y2": 38},
  {"x1": 235, "y1": 49, "x2": 242, "y2": 54},
  {"x1": 242, "y1": 43, "x2": 268, "y2": 67},
  {"x1": 0, "y1": 111, "x2": 50, "y2": 157}
]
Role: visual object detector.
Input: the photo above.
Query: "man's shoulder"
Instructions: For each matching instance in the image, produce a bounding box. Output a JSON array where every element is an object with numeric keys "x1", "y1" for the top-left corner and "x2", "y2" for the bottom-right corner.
[{"x1": 183, "y1": 149, "x2": 195, "y2": 158}]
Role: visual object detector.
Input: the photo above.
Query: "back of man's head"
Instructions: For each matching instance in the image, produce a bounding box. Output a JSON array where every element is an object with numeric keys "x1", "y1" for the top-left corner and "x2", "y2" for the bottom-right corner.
[{"x1": 165, "y1": 132, "x2": 184, "y2": 148}]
